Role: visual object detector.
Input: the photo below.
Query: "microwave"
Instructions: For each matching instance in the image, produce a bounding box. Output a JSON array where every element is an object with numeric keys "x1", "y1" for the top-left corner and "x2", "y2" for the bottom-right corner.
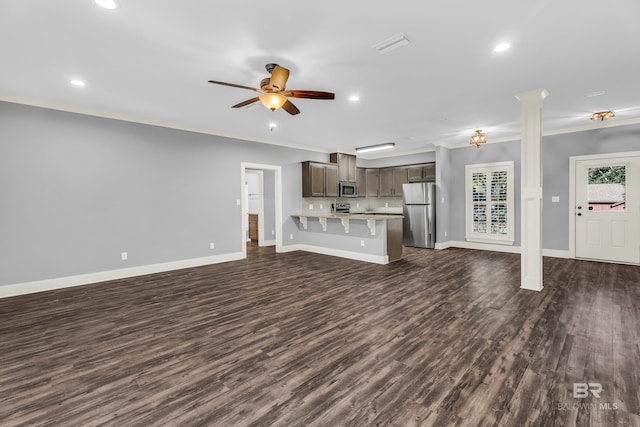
[{"x1": 339, "y1": 182, "x2": 358, "y2": 198}]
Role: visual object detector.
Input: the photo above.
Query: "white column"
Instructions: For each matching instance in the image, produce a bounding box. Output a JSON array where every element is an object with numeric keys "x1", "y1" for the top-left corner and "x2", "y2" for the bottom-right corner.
[{"x1": 515, "y1": 89, "x2": 548, "y2": 291}]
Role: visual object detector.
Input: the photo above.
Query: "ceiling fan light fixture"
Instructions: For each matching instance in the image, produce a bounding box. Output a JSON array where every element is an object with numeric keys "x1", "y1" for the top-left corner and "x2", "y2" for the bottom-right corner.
[
  {"x1": 355, "y1": 142, "x2": 395, "y2": 154},
  {"x1": 589, "y1": 110, "x2": 615, "y2": 121},
  {"x1": 470, "y1": 130, "x2": 487, "y2": 148},
  {"x1": 259, "y1": 93, "x2": 287, "y2": 111}
]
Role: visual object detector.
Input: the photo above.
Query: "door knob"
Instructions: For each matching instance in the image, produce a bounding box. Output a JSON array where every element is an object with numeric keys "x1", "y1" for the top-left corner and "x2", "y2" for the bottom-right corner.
[
  {"x1": 577, "y1": 206, "x2": 582, "y2": 210},
  {"x1": 577, "y1": 213, "x2": 582, "y2": 216}
]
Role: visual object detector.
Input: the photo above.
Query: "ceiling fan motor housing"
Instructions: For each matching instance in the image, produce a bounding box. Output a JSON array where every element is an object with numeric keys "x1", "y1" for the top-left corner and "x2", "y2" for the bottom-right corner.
[{"x1": 260, "y1": 77, "x2": 272, "y2": 91}]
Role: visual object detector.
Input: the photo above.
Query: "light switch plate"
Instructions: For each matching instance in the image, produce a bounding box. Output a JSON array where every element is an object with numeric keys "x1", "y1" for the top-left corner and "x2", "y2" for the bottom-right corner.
[{"x1": 552, "y1": 196, "x2": 560, "y2": 203}]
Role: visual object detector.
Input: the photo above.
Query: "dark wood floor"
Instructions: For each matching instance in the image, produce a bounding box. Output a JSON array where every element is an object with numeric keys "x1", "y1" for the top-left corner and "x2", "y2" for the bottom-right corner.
[{"x1": 1, "y1": 246, "x2": 639, "y2": 427}]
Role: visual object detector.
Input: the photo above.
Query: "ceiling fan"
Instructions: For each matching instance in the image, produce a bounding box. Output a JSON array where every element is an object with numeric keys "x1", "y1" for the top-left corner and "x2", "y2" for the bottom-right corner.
[{"x1": 208, "y1": 63, "x2": 335, "y2": 115}]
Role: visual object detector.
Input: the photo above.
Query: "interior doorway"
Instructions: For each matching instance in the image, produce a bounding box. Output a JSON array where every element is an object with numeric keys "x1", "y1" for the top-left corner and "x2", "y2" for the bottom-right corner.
[
  {"x1": 571, "y1": 152, "x2": 640, "y2": 264},
  {"x1": 240, "y1": 163, "x2": 283, "y2": 259}
]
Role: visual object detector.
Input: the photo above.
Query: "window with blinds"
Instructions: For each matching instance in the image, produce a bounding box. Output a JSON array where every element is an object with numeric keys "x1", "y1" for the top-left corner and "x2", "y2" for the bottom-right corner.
[{"x1": 465, "y1": 161, "x2": 514, "y2": 244}]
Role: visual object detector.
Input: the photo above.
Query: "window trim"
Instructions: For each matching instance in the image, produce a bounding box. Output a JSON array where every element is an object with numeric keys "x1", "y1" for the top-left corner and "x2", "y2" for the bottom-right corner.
[{"x1": 465, "y1": 161, "x2": 515, "y2": 245}]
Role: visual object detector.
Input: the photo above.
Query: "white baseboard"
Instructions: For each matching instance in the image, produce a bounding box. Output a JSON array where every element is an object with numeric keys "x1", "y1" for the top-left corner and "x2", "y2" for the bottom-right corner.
[
  {"x1": 434, "y1": 241, "x2": 572, "y2": 259},
  {"x1": 446, "y1": 240, "x2": 521, "y2": 254},
  {"x1": 277, "y1": 244, "x2": 388, "y2": 264},
  {"x1": 541, "y1": 249, "x2": 572, "y2": 259},
  {"x1": 434, "y1": 242, "x2": 452, "y2": 250},
  {"x1": 0, "y1": 252, "x2": 245, "y2": 299},
  {"x1": 259, "y1": 239, "x2": 276, "y2": 247}
]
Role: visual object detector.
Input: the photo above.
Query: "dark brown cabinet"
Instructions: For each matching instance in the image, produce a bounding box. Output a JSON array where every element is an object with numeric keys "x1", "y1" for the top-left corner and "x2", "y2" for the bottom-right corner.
[
  {"x1": 365, "y1": 169, "x2": 379, "y2": 197},
  {"x1": 407, "y1": 162, "x2": 436, "y2": 182},
  {"x1": 302, "y1": 161, "x2": 339, "y2": 197},
  {"x1": 356, "y1": 167, "x2": 366, "y2": 197},
  {"x1": 379, "y1": 167, "x2": 407, "y2": 197},
  {"x1": 330, "y1": 152, "x2": 357, "y2": 183}
]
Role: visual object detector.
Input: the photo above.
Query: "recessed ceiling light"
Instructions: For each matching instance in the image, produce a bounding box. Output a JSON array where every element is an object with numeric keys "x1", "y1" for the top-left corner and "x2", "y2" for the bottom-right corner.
[
  {"x1": 70, "y1": 79, "x2": 86, "y2": 87},
  {"x1": 494, "y1": 43, "x2": 510, "y2": 52},
  {"x1": 95, "y1": 0, "x2": 119, "y2": 10},
  {"x1": 349, "y1": 95, "x2": 360, "y2": 102}
]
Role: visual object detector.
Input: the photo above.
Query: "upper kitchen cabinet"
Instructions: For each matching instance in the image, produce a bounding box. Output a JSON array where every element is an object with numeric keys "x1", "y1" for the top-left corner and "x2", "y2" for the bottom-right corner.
[
  {"x1": 302, "y1": 161, "x2": 339, "y2": 197},
  {"x1": 365, "y1": 169, "x2": 380, "y2": 197},
  {"x1": 330, "y1": 152, "x2": 357, "y2": 183},
  {"x1": 357, "y1": 167, "x2": 366, "y2": 197},
  {"x1": 379, "y1": 167, "x2": 407, "y2": 197},
  {"x1": 407, "y1": 162, "x2": 436, "y2": 182}
]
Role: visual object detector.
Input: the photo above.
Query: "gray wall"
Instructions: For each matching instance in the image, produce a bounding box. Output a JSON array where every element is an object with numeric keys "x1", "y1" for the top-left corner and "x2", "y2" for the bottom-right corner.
[
  {"x1": 447, "y1": 141, "x2": 522, "y2": 245},
  {"x1": 262, "y1": 169, "x2": 276, "y2": 240},
  {"x1": 358, "y1": 151, "x2": 436, "y2": 168},
  {"x1": 542, "y1": 123, "x2": 640, "y2": 250},
  {"x1": 435, "y1": 146, "x2": 451, "y2": 244},
  {"x1": 0, "y1": 101, "x2": 325, "y2": 286},
  {"x1": 441, "y1": 123, "x2": 640, "y2": 250}
]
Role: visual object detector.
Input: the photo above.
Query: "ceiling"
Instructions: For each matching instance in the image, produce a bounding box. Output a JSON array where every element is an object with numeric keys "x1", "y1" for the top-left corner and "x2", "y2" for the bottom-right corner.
[{"x1": 2, "y1": 0, "x2": 640, "y2": 159}]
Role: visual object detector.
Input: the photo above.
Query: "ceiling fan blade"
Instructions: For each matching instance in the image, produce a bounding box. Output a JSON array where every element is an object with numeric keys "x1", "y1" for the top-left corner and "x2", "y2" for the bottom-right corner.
[
  {"x1": 283, "y1": 90, "x2": 335, "y2": 100},
  {"x1": 208, "y1": 80, "x2": 260, "y2": 92},
  {"x1": 270, "y1": 66, "x2": 290, "y2": 91},
  {"x1": 231, "y1": 97, "x2": 260, "y2": 108},
  {"x1": 282, "y1": 100, "x2": 300, "y2": 115}
]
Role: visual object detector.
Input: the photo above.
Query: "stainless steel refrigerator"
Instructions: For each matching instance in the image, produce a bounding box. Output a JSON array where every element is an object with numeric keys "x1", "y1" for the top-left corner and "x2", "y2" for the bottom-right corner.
[{"x1": 402, "y1": 182, "x2": 435, "y2": 248}]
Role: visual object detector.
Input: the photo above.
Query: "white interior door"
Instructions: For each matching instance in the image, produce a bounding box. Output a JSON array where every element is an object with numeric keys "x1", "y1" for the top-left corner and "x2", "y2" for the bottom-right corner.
[{"x1": 575, "y1": 156, "x2": 640, "y2": 263}]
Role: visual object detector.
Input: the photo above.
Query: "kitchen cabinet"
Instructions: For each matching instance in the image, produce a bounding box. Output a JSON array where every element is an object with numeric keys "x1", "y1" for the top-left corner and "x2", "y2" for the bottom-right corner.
[
  {"x1": 379, "y1": 168, "x2": 394, "y2": 197},
  {"x1": 394, "y1": 167, "x2": 407, "y2": 196},
  {"x1": 379, "y1": 167, "x2": 407, "y2": 197},
  {"x1": 330, "y1": 152, "x2": 357, "y2": 183},
  {"x1": 302, "y1": 161, "x2": 339, "y2": 197},
  {"x1": 248, "y1": 213, "x2": 258, "y2": 241},
  {"x1": 356, "y1": 167, "x2": 366, "y2": 196},
  {"x1": 365, "y1": 169, "x2": 379, "y2": 197},
  {"x1": 407, "y1": 162, "x2": 436, "y2": 182}
]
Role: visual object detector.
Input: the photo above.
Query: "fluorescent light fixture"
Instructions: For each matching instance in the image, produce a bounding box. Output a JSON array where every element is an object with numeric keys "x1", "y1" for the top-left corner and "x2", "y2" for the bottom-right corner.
[
  {"x1": 95, "y1": 0, "x2": 119, "y2": 9},
  {"x1": 349, "y1": 95, "x2": 360, "y2": 102},
  {"x1": 373, "y1": 33, "x2": 410, "y2": 54},
  {"x1": 355, "y1": 142, "x2": 395, "y2": 154},
  {"x1": 583, "y1": 91, "x2": 606, "y2": 98},
  {"x1": 70, "y1": 79, "x2": 86, "y2": 87},
  {"x1": 494, "y1": 43, "x2": 510, "y2": 52}
]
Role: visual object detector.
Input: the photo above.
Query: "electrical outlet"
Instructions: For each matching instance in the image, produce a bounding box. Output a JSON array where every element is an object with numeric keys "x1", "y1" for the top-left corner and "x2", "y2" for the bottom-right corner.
[
  {"x1": 356, "y1": 203, "x2": 360, "y2": 208},
  {"x1": 552, "y1": 196, "x2": 560, "y2": 203},
  {"x1": 236, "y1": 199, "x2": 240, "y2": 206},
  {"x1": 271, "y1": 230, "x2": 275, "y2": 235},
  {"x1": 121, "y1": 252, "x2": 128, "y2": 261},
  {"x1": 444, "y1": 231, "x2": 448, "y2": 237},
  {"x1": 309, "y1": 204, "x2": 313, "y2": 210},
  {"x1": 385, "y1": 202, "x2": 389, "y2": 207},
  {"x1": 360, "y1": 240, "x2": 365, "y2": 247},
  {"x1": 442, "y1": 197, "x2": 445, "y2": 203},
  {"x1": 320, "y1": 204, "x2": 323, "y2": 209},
  {"x1": 210, "y1": 242, "x2": 215, "y2": 249},
  {"x1": 289, "y1": 233, "x2": 294, "y2": 240}
]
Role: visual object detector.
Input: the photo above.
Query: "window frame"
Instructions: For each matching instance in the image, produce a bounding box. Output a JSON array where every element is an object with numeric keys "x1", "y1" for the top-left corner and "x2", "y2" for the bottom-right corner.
[{"x1": 465, "y1": 161, "x2": 515, "y2": 245}]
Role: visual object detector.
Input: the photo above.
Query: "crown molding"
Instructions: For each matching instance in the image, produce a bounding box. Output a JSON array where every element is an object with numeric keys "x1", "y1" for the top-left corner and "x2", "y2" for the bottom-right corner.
[{"x1": 0, "y1": 93, "x2": 330, "y2": 155}]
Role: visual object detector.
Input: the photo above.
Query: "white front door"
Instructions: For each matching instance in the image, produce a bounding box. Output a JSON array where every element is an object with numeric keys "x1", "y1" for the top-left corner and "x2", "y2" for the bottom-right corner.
[{"x1": 575, "y1": 156, "x2": 640, "y2": 263}]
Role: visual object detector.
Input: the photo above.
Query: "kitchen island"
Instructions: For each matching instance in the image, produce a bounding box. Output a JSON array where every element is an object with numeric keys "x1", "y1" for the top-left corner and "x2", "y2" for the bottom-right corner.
[{"x1": 290, "y1": 212, "x2": 403, "y2": 264}]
